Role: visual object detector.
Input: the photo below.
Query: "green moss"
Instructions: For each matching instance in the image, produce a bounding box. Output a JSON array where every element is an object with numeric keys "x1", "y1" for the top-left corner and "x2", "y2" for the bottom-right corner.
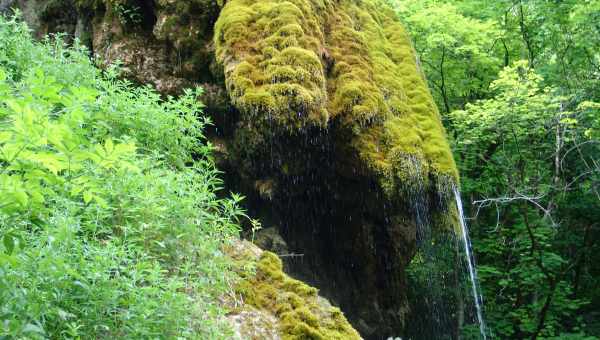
[
  {"x1": 215, "y1": 0, "x2": 458, "y2": 196},
  {"x1": 232, "y1": 250, "x2": 361, "y2": 339},
  {"x1": 333, "y1": 1, "x2": 458, "y2": 186},
  {"x1": 214, "y1": 0, "x2": 329, "y2": 131}
]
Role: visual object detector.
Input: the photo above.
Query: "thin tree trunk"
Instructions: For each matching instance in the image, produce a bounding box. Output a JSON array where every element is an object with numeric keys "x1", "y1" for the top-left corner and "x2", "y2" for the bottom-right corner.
[
  {"x1": 547, "y1": 105, "x2": 564, "y2": 214},
  {"x1": 518, "y1": 1, "x2": 535, "y2": 66},
  {"x1": 439, "y1": 45, "x2": 451, "y2": 113},
  {"x1": 532, "y1": 279, "x2": 558, "y2": 340}
]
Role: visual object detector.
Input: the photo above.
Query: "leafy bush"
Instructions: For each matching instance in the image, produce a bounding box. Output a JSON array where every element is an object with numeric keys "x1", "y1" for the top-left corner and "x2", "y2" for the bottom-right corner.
[{"x1": 0, "y1": 14, "x2": 242, "y2": 338}]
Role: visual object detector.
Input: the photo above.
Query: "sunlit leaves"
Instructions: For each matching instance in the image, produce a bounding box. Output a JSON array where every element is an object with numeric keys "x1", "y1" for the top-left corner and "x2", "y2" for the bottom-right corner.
[
  {"x1": 577, "y1": 101, "x2": 600, "y2": 140},
  {"x1": 89, "y1": 138, "x2": 138, "y2": 171},
  {"x1": 0, "y1": 15, "x2": 243, "y2": 339},
  {"x1": 393, "y1": 0, "x2": 503, "y2": 112},
  {"x1": 0, "y1": 71, "x2": 142, "y2": 214}
]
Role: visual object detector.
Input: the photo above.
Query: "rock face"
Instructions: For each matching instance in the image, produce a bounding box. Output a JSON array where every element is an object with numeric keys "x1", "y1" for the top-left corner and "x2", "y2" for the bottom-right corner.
[
  {"x1": 224, "y1": 240, "x2": 362, "y2": 340},
  {"x1": 7, "y1": 1, "x2": 459, "y2": 337}
]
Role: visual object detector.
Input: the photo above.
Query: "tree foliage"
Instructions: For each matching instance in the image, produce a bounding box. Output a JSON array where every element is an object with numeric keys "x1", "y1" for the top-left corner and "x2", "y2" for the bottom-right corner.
[
  {"x1": 452, "y1": 62, "x2": 599, "y2": 338},
  {"x1": 393, "y1": 0, "x2": 503, "y2": 113},
  {"x1": 394, "y1": 1, "x2": 600, "y2": 338}
]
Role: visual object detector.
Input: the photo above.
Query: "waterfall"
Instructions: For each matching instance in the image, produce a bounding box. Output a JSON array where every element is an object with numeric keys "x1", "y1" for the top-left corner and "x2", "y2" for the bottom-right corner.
[{"x1": 453, "y1": 187, "x2": 487, "y2": 340}]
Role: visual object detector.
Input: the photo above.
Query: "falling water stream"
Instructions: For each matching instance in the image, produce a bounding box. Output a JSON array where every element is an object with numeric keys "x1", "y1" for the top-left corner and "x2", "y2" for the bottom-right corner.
[{"x1": 453, "y1": 187, "x2": 487, "y2": 340}]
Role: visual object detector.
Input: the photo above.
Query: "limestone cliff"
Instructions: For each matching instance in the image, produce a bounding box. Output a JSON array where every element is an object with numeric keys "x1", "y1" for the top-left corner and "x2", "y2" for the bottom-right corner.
[{"x1": 5, "y1": 0, "x2": 459, "y2": 337}]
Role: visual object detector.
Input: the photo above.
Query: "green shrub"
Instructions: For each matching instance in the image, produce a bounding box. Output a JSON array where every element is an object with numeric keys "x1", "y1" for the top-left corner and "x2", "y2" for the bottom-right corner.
[{"x1": 0, "y1": 14, "x2": 242, "y2": 338}]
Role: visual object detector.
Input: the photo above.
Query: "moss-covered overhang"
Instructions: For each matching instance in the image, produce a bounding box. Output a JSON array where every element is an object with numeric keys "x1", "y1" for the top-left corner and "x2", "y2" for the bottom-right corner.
[{"x1": 214, "y1": 0, "x2": 458, "y2": 194}]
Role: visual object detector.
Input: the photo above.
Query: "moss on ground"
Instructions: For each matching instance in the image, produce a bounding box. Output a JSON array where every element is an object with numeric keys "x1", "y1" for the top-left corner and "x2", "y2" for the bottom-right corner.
[
  {"x1": 214, "y1": 0, "x2": 458, "y2": 194},
  {"x1": 229, "y1": 244, "x2": 361, "y2": 340}
]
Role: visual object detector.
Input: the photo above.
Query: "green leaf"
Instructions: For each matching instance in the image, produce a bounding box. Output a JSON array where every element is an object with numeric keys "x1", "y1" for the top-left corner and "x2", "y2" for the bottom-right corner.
[
  {"x1": 3, "y1": 233, "x2": 15, "y2": 255},
  {"x1": 14, "y1": 189, "x2": 28, "y2": 207},
  {"x1": 0, "y1": 253, "x2": 18, "y2": 266},
  {"x1": 30, "y1": 216, "x2": 46, "y2": 228},
  {"x1": 30, "y1": 190, "x2": 45, "y2": 204},
  {"x1": 0, "y1": 131, "x2": 12, "y2": 143},
  {"x1": 105, "y1": 138, "x2": 114, "y2": 154},
  {"x1": 83, "y1": 191, "x2": 93, "y2": 204},
  {"x1": 4, "y1": 99, "x2": 22, "y2": 113},
  {"x1": 94, "y1": 195, "x2": 108, "y2": 209},
  {"x1": 29, "y1": 152, "x2": 67, "y2": 175},
  {"x1": 22, "y1": 323, "x2": 45, "y2": 334}
]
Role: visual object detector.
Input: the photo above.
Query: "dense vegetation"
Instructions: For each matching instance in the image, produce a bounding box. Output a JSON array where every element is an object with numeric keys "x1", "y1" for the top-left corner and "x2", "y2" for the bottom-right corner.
[
  {"x1": 2, "y1": 0, "x2": 599, "y2": 339},
  {"x1": 0, "y1": 15, "x2": 244, "y2": 338},
  {"x1": 394, "y1": 0, "x2": 600, "y2": 338}
]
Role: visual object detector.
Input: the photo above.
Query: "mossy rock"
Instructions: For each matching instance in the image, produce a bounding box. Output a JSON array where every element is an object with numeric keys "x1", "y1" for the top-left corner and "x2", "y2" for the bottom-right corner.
[
  {"x1": 12, "y1": 0, "x2": 459, "y2": 337},
  {"x1": 214, "y1": 0, "x2": 330, "y2": 132},
  {"x1": 226, "y1": 241, "x2": 362, "y2": 340},
  {"x1": 214, "y1": 0, "x2": 458, "y2": 196}
]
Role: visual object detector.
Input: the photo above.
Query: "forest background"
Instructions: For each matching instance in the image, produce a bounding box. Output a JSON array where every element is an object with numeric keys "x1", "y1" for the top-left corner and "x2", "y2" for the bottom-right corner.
[{"x1": 392, "y1": 0, "x2": 600, "y2": 338}]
